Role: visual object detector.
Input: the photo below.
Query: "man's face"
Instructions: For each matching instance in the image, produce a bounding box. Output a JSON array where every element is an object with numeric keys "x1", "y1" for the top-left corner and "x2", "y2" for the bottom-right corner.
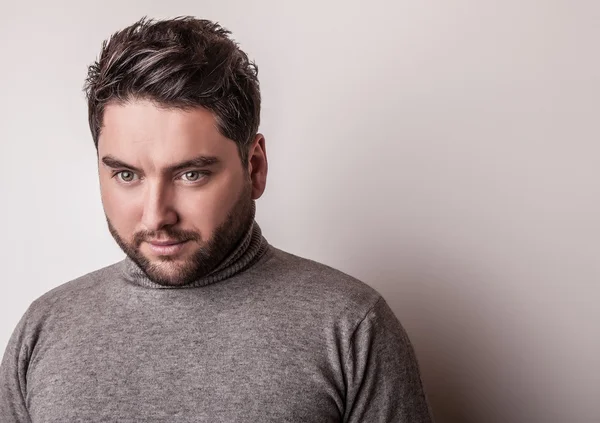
[{"x1": 98, "y1": 99, "x2": 258, "y2": 286}]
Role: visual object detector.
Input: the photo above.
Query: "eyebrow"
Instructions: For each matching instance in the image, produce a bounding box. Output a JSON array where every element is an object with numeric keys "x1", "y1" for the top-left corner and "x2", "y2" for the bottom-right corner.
[{"x1": 101, "y1": 155, "x2": 220, "y2": 174}]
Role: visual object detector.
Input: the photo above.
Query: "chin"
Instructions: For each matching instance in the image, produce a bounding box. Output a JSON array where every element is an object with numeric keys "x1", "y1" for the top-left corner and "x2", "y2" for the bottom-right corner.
[{"x1": 145, "y1": 261, "x2": 192, "y2": 286}]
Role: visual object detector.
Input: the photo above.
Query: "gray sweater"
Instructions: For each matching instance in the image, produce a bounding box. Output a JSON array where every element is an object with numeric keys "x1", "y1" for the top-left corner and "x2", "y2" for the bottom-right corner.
[{"x1": 0, "y1": 222, "x2": 433, "y2": 422}]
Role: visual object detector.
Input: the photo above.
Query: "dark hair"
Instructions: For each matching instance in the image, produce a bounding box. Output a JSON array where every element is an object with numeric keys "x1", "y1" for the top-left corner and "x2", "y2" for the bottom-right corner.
[{"x1": 84, "y1": 16, "x2": 260, "y2": 165}]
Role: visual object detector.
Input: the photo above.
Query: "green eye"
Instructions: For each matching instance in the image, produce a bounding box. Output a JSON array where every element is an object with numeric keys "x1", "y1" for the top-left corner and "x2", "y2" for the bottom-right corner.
[
  {"x1": 181, "y1": 171, "x2": 209, "y2": 182},
  {"x1": 117, "y1": 171, "x2": 137, "y2": 182}
]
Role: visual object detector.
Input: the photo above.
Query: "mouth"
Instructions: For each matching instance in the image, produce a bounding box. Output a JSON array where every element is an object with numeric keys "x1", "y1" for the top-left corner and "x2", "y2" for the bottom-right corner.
[{"x1": 146, "y1": 240, "x2": 190, "y2": 256}]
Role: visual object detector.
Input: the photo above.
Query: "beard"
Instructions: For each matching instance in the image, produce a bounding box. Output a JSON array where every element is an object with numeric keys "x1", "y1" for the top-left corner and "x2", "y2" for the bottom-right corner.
[{"x1": 106, "y1": 179, "x2": 255, "y2": 287}]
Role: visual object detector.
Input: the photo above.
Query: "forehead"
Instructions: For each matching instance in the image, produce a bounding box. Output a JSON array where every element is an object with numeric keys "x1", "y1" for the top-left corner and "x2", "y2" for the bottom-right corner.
[{"x1": 98, "y1": 99, "x2": 238, "y2": 167}]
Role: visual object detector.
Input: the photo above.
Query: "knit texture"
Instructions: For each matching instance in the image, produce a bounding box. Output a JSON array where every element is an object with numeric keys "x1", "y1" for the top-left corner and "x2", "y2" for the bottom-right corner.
[{"x1": 0, "y1": 223, "x2": 433, "y2": 422}]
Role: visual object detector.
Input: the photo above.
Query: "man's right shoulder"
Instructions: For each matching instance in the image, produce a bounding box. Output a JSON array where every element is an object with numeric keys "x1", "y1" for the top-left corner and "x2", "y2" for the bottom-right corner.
[{"x1": 26, "y1": 259, "x2": 124, "y2": 318}]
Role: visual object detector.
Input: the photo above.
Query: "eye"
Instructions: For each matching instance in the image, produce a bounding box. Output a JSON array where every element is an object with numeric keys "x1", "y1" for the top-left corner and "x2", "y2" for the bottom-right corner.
[
  {"x1": 115, "y1": 171, "x2": 139, "y2": 183},
  {"x1": 180, "y1": 171, "x2": 209, "y2": 183}
]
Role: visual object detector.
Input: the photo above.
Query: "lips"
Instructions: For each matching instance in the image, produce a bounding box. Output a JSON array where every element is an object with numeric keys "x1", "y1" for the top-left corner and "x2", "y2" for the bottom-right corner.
[
  {"x1": 146, "y1": 239, "x2": 190, "y2": 255},
  {"x1": 147, "y1": 239, "x2": 185, "y2": 246}
]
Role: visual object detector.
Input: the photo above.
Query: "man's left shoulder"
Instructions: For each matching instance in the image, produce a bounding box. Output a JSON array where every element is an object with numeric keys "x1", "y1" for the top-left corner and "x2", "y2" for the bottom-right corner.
[{"x1": 264, "y1": 246, "x2": 383, "y2": 314}]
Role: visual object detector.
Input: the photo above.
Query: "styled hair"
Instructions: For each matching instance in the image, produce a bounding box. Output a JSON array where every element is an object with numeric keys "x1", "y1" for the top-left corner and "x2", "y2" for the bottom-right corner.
[{"x1": 84, "y1": 16, "x2": 260, "y2": 165}]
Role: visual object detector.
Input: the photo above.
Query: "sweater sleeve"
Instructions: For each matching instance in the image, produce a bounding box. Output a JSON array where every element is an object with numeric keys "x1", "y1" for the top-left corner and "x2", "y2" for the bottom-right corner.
[
  {"x1": 343, "y1": 297, "x2": 434, "y2": 423},
  {"x1": 0, "y1": 307, "x2": 33, "y2": 423}
]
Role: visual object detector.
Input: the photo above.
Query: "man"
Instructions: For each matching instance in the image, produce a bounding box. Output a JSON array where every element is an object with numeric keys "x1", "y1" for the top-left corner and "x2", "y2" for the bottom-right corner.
[{"x1": 0, "y1": 16, "x2": 433, "y2": 422}]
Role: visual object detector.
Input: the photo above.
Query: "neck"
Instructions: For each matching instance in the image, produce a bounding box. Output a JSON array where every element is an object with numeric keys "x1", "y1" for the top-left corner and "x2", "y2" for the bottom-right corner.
[{"x1": 120, "y1": 218, "x2": 269, "y2": 289}]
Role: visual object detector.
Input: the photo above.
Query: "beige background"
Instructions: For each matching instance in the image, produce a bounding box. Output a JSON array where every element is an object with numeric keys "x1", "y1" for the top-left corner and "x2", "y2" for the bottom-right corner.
[{"x1": 0, "y1": 1, "x2": 598, "y2": 422}]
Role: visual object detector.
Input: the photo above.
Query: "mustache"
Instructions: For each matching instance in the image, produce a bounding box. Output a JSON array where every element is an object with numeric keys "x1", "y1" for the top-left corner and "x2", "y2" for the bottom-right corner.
[{"x1": 133, "y1": 229, "x2": 202, "y2": 247}]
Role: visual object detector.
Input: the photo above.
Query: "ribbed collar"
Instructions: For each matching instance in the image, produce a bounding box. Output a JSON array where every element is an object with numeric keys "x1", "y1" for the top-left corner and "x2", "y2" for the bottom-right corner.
[{"x1": 119, "y1": 217, "x2": 269, "y2": 289}]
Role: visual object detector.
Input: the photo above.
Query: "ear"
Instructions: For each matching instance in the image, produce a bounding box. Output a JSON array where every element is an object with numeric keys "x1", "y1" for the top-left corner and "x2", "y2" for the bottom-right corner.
[{"x1": 247, "y1": 133, "x2": 268, "y2": 200}]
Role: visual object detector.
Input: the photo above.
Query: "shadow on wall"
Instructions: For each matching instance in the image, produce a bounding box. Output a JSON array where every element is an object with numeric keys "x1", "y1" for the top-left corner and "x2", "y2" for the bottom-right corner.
[
  {"x1": 373, "y1": 259, "x2": 484, "y2": 422},
  {"x1": 310, "y1": 193, "x2": 497, "y2": 421},
  {"x1": 368, "y1": 253, "x2": 483, "y2": 423},
  {"x1": 361, "y1": 244, "x2": 516, "y2": 423},
  {"x1": 386, "y1": 286, "x2": 477, "y2": 423},
  {"x1": 297, "y1": 69, "x2": 539, "y2": 422}
]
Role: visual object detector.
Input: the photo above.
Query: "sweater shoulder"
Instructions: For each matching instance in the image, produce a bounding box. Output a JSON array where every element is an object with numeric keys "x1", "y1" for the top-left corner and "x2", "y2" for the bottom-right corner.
[
  {"x1": 260, "y1": 246, "x2": 383, "y2": 313},
  {"x1": 26, "y1": 260, "x2": 123, "y2": 318}
]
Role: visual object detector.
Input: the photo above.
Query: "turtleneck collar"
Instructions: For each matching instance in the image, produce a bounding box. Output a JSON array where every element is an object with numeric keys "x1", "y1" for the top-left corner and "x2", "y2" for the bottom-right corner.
[{"x1": 119, "y1": 215, "x2": 270, "y2": 289}]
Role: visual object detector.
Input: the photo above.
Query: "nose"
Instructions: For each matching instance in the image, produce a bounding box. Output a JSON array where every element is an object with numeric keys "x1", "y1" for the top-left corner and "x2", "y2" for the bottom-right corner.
[{"x1": 140, "y1": 179, "x2": 178, "y2": 232}]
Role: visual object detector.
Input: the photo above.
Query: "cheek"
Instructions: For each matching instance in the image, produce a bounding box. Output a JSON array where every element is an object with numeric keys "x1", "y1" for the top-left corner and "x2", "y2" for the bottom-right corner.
[
  {"x1": 100, "y1": 182, "x2": 140, "y2": 232},
  {"x1": 180, "y1": 173, "x2": 242, "y2": 230}
]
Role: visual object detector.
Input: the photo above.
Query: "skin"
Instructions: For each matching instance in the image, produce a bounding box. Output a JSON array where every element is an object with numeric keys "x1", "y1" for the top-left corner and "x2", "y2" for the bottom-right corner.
[{"x1": 97, "y1": 98, "x2": 268, "y2": 286}]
